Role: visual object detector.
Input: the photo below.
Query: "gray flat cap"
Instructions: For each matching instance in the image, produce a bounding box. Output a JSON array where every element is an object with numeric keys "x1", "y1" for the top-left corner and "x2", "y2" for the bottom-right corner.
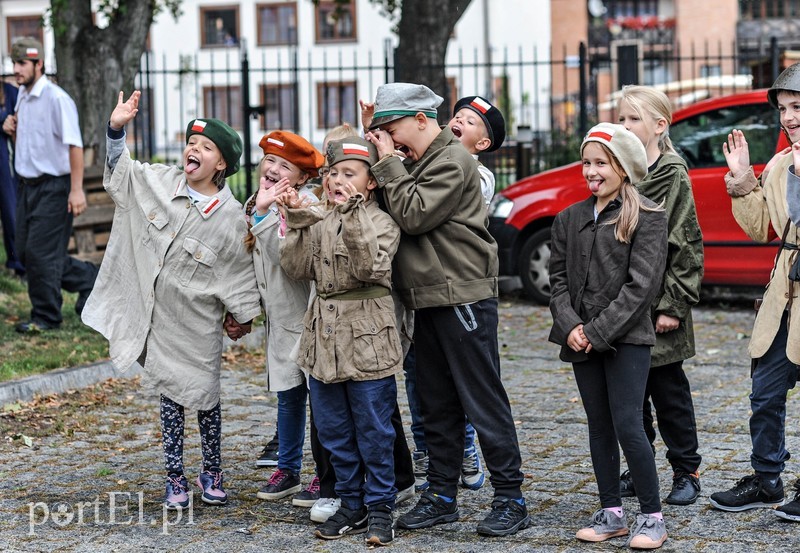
[{"x1": 369, "y1": 82, "x2": 443, "y2": 129}]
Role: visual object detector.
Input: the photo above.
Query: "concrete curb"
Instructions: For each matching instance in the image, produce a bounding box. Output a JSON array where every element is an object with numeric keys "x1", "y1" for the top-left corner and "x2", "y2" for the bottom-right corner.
[{"x1": 0, "y1": 326, "x2": 265, "y2": 407}]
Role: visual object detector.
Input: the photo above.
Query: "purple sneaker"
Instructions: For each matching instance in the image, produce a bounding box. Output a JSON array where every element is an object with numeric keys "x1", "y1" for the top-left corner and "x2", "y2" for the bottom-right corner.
[
  {"x1": 164, "y1": 474, "x2": 190, "y2": 510},
  {"x1": 197, "y1": 470, "x2": 228, "y2": 505}
]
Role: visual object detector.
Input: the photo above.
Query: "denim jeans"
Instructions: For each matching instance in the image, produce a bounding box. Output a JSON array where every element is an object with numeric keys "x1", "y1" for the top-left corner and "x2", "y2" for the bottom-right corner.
[
  {"x1": 403, "y1": 343, "x2": 477, "y2": 454},
  {"x1": 309, "y1": 375, "x2": 397, "y2": 510},
  {"x1": 277, "y1": 382, "x2": 307, "y2": 475},
  {"x1": 750, "y1": 311, "x2": 799, "y2": 474}
]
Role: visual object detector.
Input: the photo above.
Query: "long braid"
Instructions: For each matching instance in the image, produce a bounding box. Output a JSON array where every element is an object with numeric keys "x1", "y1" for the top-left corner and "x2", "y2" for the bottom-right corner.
[{"x1": 244, "y1": 194, "x2": 258, "y2": 252}]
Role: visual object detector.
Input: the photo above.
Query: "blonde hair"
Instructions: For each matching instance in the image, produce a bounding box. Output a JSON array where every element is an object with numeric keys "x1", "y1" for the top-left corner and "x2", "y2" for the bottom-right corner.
[
  {"x1": 596, "y1": 142, "x2": 663, "y2": 243},
  {"x1": 619, "y1": 85, "x2": 677, "y2": 156},
  {"x1": 323, "y1": 123, "x2": 358, "y2": 146}
]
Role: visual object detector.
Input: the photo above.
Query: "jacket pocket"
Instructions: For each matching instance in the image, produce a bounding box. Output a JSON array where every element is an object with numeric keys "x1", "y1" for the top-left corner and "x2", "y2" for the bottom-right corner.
[
  {"x1": 351, "y1": 312, "x2": 401, "y2": 373},
  {"x1": 177, "y1": 237, "x2": 218, "y2": 290},
  {"x1": 298, "y1": 316, "x2": 317, "y2": 370}
]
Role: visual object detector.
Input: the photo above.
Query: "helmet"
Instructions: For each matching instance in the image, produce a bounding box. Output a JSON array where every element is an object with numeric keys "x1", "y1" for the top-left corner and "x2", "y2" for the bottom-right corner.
[{"x1": 768, "y1": 63, "x2": 800, "y2": 109}]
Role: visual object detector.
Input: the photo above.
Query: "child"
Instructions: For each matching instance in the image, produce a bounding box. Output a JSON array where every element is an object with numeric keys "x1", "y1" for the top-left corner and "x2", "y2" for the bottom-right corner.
[
  {"x1": 365, "y1": 82, "x2": 529, "y2": 537},
  {"x1": 615, "y1": 85, "x2": 705, "y2": 506},
  {"x1": 548, "y1": 122, "x2": 668, "y2": 548},
  {"x1": 709, "y1": 62, "x2": 800, "y2": 521},
  {"x1": 448, "y1": 95, "x2": 506, "y2": 206},
  {"x1": 278, "y1": 137, "x2": 402, "y2": 546},
  {"x1": 82, "y1": 91, "x2": 262, "y2": 509},
  {"x1": 305, "y1": 124, "x2": 416, "y2": 525},
  {"x1": 245, "y1": 131, "x2": 324, "y2": 503}
]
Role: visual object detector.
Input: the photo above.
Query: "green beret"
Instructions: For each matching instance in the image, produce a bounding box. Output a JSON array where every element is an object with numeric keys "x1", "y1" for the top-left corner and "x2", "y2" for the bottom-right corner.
[{"x1": 185, "y1": 118, "x2": 242, "y2": 177}]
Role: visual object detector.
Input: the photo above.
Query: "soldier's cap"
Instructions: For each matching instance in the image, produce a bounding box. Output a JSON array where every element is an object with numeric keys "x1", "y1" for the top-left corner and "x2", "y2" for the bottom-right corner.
[
  {"x1": 11, "y1": 37, "x2": 43, "y2": 63},
  {"x1": 369, "y1": 83, "x2": 443, "y2": 130}
]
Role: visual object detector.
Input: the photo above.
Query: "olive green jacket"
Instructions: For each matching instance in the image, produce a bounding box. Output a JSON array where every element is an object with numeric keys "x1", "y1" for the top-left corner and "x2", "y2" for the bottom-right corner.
[{"x1": 636, "y1": 153, "x2": 704, "y2": 367}]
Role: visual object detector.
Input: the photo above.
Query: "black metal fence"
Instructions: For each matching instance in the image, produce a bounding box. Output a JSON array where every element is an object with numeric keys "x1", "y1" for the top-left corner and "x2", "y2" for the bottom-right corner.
[{"x1": 120, "y1": 37, "x2": 785, "y2": 201}]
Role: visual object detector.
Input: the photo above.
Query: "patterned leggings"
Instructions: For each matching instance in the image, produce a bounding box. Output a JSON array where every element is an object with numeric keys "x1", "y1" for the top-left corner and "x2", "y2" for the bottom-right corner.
[{"x1": 160, "y1": 394, "x2": 222, "y2": 476}]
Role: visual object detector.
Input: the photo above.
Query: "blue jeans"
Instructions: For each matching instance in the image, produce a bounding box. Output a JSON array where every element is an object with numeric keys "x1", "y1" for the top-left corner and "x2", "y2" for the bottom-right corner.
[
  {"x1": 750, "y1": 311, "x2": 799, "y2": 475},
  {"x1": 309, "y1": 375, "x2": 397, "y2": 510},
  {"x1": 403, "y1": 343, "x2": 477, "y2": 454},
  {"x1": 277, "y1": 383, "x2": 307, "y2": 475}
]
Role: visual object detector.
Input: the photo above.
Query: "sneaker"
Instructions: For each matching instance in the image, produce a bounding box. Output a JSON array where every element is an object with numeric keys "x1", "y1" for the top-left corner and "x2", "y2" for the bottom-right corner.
[
  {"x1": 255, "y1": 432, "x2": 280, "y2": 467},
  {"x1": 665, "y1": 472, "x2": 700, "y2": 506},
  {"x1": 476, "y1": 497, "x2": 531, "y2": 537},
  {"x1": 397, "y1": 484, "x2": 416, "y2": 506},
  {"x1": 315, "y1": 505, "x2": 368, "y2": 540},
  {"x1": 461, "y1": 447, "x2": 485, "y2": 490},
  {"x1": 620, "y1": 469, "x2": 636, "y2": 498},
  {"x1": 164, "y1": 474, "x2": 190, "y2": 510},
  {"x1": 412, "y1": 450, "x2": 429, "y2": 492},
  {"x1": 75, "y1": 289, "x2": 91, "y2": 316},
  {"x1": 575, "y1": 508, "x2": 628, "y2": 542},
  {"x1": 310, "y1": 497, "x2": 341, "y2": 523},
  {"x1": 626, "y1": 513, "x2": 667, "y2": 549},
  {"x1": 709, "y1": 474, "x2": 784, "y2": 512},
  {"x1": 396, "y1": 491, "x2": 459, "y2": 530},
  {"x1": 365, "y1": 505, "x2": 394, "y2": 547},
  {"x1": 775, "y1": 480, "x2": 800, "y2": 522},
  {"x1": 256, "y1": 468, "x2": 302, "y2": 500},
  {"x1": 292, "y1": 476, "x2": 320, "y2": 507},
  {"x1": 196, "y1": 470, "x2": 227, "y2": 505},
  {"x1": 15, "y1": 319, "x2": 59, "y2": 333}
]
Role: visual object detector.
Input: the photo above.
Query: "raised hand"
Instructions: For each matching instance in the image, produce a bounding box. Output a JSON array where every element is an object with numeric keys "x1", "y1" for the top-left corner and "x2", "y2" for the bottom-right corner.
[
  {"x1": 255, "y1": 176, "x2": 292, "y2": 213},
  {"x1": 722, "y1": 129, "x2": 751, "y2": 178},
  {"x1": 110, "y1": 91, "x2": 141, "y2": 131},
  {"x1": 359, "y1": 99, "x2": 375, "y2": 132}
]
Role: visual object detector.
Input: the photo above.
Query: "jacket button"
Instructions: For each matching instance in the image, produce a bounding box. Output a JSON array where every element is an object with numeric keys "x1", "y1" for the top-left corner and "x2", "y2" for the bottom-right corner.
[
  {"x1": 371, "y1": 326, "x2": 377, "y2": 333},
  {"x1": 255, "y1": 248, "x2": 260, "y2": 255},
  {"x1": 327, "y1": 283, "x2": 333, "y2": 289},
  {"x1": 323, "y1": 258, "x2": 330, "y2": 265},
  {"x1": 195, "y1": 252, "x2": 203, "y2": 260},
  {"x1": 327, "y1": 304, "x2": 335, "y2": 311},
  {"x1": 261, "y1": 283, "x2": 266, "y2": 289},
  {"x1": 325, "y1": 326, "x2": 332, "y2": 334},
  {"x1": 148, "y1": 212, "x2": 156, "y2": 220},
  {"x1": 170, "y1": 232, "x2": 175, "y2": 239}
]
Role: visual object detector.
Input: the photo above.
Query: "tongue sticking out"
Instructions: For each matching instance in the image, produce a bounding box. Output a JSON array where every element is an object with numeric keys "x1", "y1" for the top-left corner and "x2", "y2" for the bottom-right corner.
[
  {"x1": 588, "y1": 181, "x2": 601, "y2": 193},
  {"x1": 185, "y1": 160, "x2": 200, "y2": 174}
]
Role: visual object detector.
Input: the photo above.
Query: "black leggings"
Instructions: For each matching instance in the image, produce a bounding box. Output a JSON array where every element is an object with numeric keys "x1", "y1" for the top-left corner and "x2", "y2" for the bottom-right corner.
[
  {"x1": 160, "y1": 395, "x2": 222, "y2": 476},
  {"x1": 573, "y1": 344, "x2": 662, "y2": 513}
]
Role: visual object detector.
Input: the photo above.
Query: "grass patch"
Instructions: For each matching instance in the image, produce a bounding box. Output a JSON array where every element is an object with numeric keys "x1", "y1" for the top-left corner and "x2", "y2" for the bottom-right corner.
[{"x1": 0, "y1": 265, "x2": 109, "y2": 382}]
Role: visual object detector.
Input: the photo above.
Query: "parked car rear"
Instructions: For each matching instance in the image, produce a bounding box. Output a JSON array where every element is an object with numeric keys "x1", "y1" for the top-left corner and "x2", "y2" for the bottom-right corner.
[{"x1": 489, "y1": 89, "x2": 788, "y2": 304}]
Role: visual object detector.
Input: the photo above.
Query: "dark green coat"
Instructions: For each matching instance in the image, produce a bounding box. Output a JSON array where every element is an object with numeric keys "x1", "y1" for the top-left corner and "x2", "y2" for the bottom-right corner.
[{"x1": 636, "y1": 153, "x2": 704, "y2": 367}]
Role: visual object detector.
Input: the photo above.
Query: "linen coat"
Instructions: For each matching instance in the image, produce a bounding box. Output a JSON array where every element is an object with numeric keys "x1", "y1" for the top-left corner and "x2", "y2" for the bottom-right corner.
[
  {"x1": 635, "y1": 153, "x2": 704, "y2": 367},
  {"x1": 280, "y1": 195, "x2": 402, "y2": 384},
  {"x1": 82, "y1": 147, "x2": 262, "y2": 410},
  {"x1": 249, "y1": 203, "x2": 311, "y2": 392},
  {"x1": 726, "y1": 154, "x2": 800, "y2": 364},
  {"x1": 548, "y1": 195, "x2": 668, "y2": 363}
]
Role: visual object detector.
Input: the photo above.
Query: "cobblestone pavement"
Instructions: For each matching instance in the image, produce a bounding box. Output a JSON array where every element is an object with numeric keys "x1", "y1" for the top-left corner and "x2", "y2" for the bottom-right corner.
[{"x1": 2, "y1": 296, "x2": 800, "y2": 552}]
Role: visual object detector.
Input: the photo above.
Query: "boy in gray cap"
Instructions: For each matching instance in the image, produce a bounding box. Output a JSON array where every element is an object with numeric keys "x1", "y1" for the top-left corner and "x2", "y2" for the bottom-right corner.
[{"x1": 365, "y1": 82, "x2": 529, "y2": 537}]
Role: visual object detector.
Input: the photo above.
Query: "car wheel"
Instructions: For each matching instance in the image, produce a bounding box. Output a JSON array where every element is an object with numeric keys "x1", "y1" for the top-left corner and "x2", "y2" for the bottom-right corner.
[{"x1": 519, "y1": 227, "x2": 551, "y2": 305}]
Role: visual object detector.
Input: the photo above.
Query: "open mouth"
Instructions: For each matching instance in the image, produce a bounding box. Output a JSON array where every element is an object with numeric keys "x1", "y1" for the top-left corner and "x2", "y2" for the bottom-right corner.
[
  {"x1": 185, "y1": 155, "x2": 200, "y2": 174},
  {"x1": 451, "y1": 125, "x2": 463, "y2": 138}
]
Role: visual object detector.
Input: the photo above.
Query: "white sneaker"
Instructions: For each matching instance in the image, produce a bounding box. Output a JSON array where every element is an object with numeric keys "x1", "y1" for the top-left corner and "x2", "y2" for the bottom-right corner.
[
  {"x1": 396, "y1": 484, "x2": 416, "y2": 505},
  {"x1": 461, "y1": 447, "x2": 485, "y2": 490},
  {"x1": 310, "y1": 497, "x2": 341, "y2": 523}
]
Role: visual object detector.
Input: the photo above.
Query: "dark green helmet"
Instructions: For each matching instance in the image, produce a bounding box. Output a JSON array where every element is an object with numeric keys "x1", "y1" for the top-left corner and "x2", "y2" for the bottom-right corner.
[{"x1": 768, "y1": 63, "x2": 800, "y2": 109}]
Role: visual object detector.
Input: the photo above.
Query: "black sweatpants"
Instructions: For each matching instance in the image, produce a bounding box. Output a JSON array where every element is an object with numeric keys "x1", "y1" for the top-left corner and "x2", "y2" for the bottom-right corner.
[
  {"x1": 642, "y1": 360, "x2": 702, "y2": 475},
  {"x1": 414, "y1": 298, "x2": 524, "y2": 499},
  {"x1": 573, "y1": 343, "x2": 662, "y2": 514}
]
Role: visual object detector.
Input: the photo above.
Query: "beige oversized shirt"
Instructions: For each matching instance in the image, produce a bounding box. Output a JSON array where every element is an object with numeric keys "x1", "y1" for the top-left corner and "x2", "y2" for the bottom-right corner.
[
  {"x1": 82, "y1": 148, "x2": 262, "y2": 410},
  {"x1": 727, "y1": 154, "x2": 800, "y2": 364}
]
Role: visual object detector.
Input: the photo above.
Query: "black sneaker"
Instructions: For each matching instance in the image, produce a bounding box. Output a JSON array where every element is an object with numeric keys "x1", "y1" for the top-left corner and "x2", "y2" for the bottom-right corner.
[
  {"x1": 775, "y1": 480, "x2": 800, "y2": 522},
  {"x1": 476, "y1": 497, "x2": 531, "y2": 537},
  {"x1": 396, "y1": 491, "x2": 458, "y2": 530},
  {"x1": 256, "y1": 468, "x2": 301, "y2": 500},
  {"x1": 315, "y1": 505, "x2": 368, "y2": 540},
  {"x1": 665, "y1": 472, "x2": 701, "y2": 506},
  {"x1": 620, "y1": 469, "x2": 636, "y2": 498},
  {"x1": 256, "y1": 432, "x2": 280, "y2": 467},
  {"x1": 709, "y1": 474, "x2": 784, "y2": 512},
  {"x1": 15, "y1": 319, "x2": 60, "y2": 333},
  {"x1": 365, "y1": 504, "x2": 394, "y2": 546}
]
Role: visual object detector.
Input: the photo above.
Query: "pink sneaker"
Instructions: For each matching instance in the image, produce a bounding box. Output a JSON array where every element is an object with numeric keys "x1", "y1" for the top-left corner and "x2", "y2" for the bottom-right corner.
[
  {"x1": 196, "y1": 470, "x2": 228, "y2": 505},
  {"x1": 164, "y1": 474, "x2": 190, "y2": 510}
]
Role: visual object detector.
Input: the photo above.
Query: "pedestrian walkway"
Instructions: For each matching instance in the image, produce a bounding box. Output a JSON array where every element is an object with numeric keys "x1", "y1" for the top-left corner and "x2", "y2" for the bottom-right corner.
[{"x1": 1, "y1": 298, "x2": 799, "y2": 552}]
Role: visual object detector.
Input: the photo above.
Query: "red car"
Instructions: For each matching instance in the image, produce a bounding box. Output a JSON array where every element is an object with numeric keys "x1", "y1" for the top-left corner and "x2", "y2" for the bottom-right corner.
[{"x1": 489, "y1": 89, "x2": 788, "y2": 304}]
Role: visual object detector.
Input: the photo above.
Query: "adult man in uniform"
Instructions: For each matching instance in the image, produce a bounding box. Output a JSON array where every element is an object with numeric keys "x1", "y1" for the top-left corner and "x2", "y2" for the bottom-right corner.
[{"x1": 2, "y1": 37, "x2": 97, "y2": 332}]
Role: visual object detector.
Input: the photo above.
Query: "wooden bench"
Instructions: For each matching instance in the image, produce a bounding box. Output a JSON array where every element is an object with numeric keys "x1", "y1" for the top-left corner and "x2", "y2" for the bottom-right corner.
[{"x1": 68, "y1": 166, "x2": 115, "y2": 264}]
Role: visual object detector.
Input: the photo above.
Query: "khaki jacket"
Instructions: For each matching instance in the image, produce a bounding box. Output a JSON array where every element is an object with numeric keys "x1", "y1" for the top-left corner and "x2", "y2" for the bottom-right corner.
[
  {"x1": 727, "y1": 155, "x2": 800, "y2": 363},
  {"x1": 370, "y1": 127, "x2": 498, "y2": 309},
  {"x1": 636, "y1": 154, "x2": 704, "y2": 367},
  {"x1": 249, "y1": 203, "x2": 311, "y2": 392},
  {"x1": 82, "y1": 148, "x2": 262, "y2": 410},
  {"x1": 280, "y1": 195, "x2": 403, "y2": 384}
]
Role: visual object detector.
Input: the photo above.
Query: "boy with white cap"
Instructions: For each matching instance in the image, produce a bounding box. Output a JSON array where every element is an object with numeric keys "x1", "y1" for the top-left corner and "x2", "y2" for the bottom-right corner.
[{"x1": 365, "y1": 82, "x2": 529, "y2": 537}]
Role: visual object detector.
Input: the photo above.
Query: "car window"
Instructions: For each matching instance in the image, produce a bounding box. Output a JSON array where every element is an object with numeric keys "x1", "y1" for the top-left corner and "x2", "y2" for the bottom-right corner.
[{"x1": 670, "y1": 103, "x2": 779, "y2": 168}]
